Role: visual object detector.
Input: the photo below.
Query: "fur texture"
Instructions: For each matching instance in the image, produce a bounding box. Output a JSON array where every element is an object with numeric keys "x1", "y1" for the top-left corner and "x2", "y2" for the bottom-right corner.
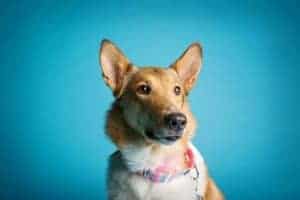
[{"x1": 99, "y1": 39, "x2": 224, "y2": 200}]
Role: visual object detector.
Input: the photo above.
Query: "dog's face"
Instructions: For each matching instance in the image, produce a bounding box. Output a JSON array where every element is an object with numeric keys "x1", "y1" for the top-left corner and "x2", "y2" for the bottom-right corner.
[
  {"x1": 99, "y1": 40, "x2": 202, "y2": 145},
  {"x1": 120, "y1": 68, "x2": 189, "y2": 145}
]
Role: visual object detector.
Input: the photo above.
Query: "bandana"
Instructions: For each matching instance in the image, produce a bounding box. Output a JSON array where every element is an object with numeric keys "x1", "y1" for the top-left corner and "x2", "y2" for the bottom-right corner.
[{"x1": 135, "y1": 148, "x2": 196, "y2": 183}]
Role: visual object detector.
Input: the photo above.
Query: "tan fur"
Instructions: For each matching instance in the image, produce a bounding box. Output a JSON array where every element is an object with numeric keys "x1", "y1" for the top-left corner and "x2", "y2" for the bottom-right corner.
[
  {"x1": 205, "y1": 179, "x2": 224, "y2": 200},
  {"x1": 99, "y1": 39, "x2": 224, "y2": 199}
]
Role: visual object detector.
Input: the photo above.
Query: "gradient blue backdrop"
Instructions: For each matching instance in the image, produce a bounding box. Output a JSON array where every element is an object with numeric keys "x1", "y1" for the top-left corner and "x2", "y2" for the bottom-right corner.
[{"x1": 1, "y1": 0, "x2": 299, "y2": 199}]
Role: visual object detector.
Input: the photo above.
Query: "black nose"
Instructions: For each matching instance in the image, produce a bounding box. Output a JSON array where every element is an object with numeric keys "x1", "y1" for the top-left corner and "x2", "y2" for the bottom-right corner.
[{"x1": 164, "y1": 113, "x2": 187, "y2": 132}]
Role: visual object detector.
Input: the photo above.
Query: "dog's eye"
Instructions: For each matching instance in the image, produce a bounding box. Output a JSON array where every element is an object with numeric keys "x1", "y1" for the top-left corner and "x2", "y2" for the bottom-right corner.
[
  {"x1": 137, "y1": 84, "x2": 151, "y2": 95},
  {"x1": 174, "y1": 86, "x2": 181, "y2": 95}
]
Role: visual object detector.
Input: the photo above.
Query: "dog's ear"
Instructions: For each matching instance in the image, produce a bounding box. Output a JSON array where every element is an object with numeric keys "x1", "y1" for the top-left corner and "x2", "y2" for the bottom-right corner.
[
  {"x1": 171, "y1": 43, "x2": 202, "y2": 94},
  {"x1": 99, "y1": 39, "x2": 135, "y2": 96}
]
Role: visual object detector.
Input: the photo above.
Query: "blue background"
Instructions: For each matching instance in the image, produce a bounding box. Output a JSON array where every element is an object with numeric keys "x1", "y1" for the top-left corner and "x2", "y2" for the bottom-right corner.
[{"x1": 1, "y1": 0, "x2": 299, "y2": 199}]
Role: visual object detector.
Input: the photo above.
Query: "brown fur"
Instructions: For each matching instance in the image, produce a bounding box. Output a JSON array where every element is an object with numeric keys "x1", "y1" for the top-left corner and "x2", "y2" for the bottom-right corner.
[
  {"x1": 99, "y1": 39, "x2": 224, "y2": 199},
  {"x1": 205, "y1": 179, "x2": 224, "y2": 200}
]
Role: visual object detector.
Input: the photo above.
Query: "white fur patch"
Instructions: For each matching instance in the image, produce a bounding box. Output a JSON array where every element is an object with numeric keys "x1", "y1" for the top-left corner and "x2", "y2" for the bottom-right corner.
[{"x1": 107, "y1": 143, "x2": 208, "y2": 200}]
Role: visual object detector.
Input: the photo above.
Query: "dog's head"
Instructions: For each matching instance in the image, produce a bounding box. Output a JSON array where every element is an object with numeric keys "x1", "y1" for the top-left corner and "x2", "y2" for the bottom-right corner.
[{"x1": 99, "y1": 39, "x2": 202, "y2": 146}]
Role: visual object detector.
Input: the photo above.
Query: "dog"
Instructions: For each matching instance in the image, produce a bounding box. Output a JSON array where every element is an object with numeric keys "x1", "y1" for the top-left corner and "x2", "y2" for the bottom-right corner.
[{"x1": 99, "y1": 39, "x2": 224, "y2": 200}]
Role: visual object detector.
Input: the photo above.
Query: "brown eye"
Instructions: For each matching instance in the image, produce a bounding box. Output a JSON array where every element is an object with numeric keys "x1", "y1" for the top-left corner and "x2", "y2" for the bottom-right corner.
[
  {"x1": 137, "y1": 84, "x2": 151, "y2": 95},
  {"x1": 174, "y1": 86, "x2": 181, "y2": 95}
]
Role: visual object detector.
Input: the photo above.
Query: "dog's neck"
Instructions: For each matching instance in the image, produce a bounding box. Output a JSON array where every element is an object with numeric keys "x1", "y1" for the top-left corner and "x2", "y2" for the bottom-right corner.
[
  {"x1": 120, "y1": 141, "x2": 189, "y2": 173},
  {"x1": 106, "y1": 103, "x2": 192, "y2": 173}
]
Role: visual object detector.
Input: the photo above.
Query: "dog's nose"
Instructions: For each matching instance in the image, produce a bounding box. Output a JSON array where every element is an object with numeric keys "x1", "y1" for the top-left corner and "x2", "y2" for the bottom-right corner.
[{"x1": 164, "y1": 113, "x2": 187, "y2": 132}]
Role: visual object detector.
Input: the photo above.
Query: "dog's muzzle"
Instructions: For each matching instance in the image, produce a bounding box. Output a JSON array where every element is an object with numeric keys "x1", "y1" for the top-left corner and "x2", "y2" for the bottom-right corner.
[
  {"x1": 164, "y1": 112, "x2": 187, "y2": 133},
  {"x1": 145, "y1": 112, "x2": 187, "y2": 144}
]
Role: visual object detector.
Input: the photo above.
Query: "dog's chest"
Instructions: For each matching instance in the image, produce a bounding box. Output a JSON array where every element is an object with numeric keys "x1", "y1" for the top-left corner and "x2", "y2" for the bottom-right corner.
[
  {"x1": 107, "y1": 144, "x2": 207, "y2": 200},
  {"x1": 130, "y1": 169, "x2": 203, "y2": 200}
]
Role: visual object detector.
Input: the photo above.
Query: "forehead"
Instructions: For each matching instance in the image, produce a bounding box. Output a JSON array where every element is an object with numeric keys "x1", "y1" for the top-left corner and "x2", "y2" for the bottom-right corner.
[{"x1": 130, "y1": 67, "x2": 179, "y2": 85}]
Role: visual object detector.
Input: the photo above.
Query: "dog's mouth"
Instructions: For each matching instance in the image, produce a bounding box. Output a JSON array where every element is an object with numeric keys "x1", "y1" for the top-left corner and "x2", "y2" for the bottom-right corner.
[{"x1": 145, "y1": 129, "x2": 182, "y2": 144}]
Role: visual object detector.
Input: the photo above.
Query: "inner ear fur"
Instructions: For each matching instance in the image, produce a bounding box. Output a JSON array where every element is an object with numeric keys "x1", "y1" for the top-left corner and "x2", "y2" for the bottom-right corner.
[
  {"x1": 99, "y1": 39, "x2": 135, "y2": 96},
  {"x1": 171, "y1": 42, "x2": 203, "y2": 94}
]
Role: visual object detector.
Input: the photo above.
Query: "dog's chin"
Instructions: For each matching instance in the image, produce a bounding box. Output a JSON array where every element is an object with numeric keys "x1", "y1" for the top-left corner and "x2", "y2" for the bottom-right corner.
[{"x1": 145, "y1": 129, "x2": 182, "y2": 145}]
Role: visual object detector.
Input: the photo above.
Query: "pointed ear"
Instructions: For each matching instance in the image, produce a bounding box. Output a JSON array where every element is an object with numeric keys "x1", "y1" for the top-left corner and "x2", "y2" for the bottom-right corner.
[
  {"x1": 171, "y1": 43, "x2": 203, "y2": 94},
  {"x1": 99, "y1": 39, "x2": 135, "y2": 96}
]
